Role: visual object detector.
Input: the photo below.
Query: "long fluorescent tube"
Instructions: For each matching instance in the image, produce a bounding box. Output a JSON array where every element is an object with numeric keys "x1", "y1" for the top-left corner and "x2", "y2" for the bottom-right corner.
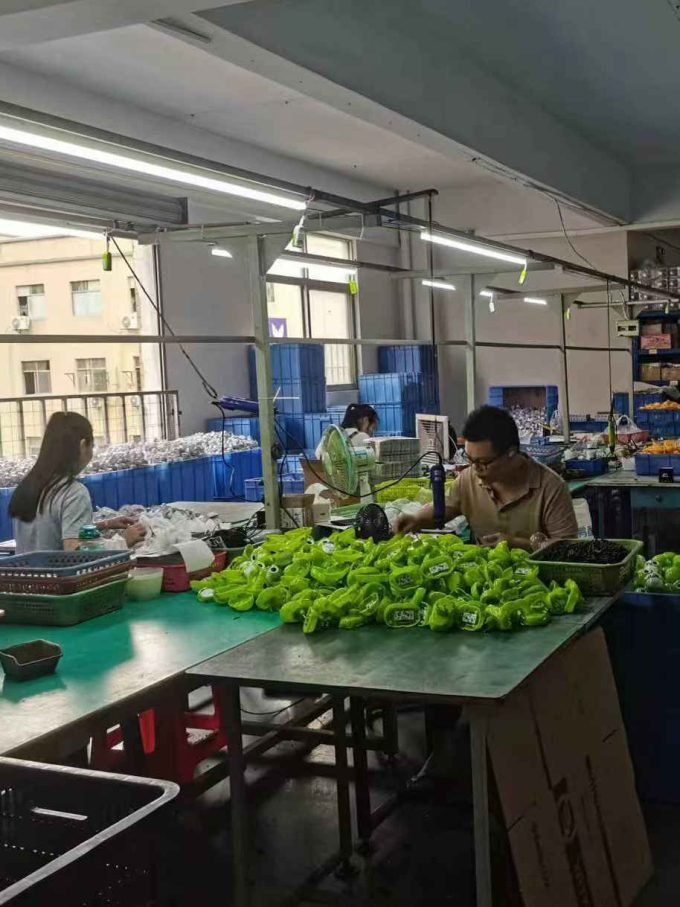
[
  {"x1": 422, "y1": 279, "x2": 456, "y2": 291},
  {"x1": 524, "y1": 297, "x2": 548, "y2": 306},
  {"x1": 479, "y1": 289, "x2": 494, "y2": 298},
  {"x1": 0, "y1": 123, "x2": 306, "y2": 210},
  {"x1": 421, "y1": 231, "x2": 527, "y2": 267},
  {"x1": 211, "y1": 247, "x2": 233, "y2": 259},
  {"x1": 0, "y1": 218, "x2": 102, "y2": 240}
]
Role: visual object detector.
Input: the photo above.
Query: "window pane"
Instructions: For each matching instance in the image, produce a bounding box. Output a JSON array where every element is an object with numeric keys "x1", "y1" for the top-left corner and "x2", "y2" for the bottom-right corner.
[
  {"x1": 16, "y1": 284, "x2": 46, "y2": 320},
  {"x1": 71, "y1": 280, "x2": 102, "y2": 316},
  {"x1": 267, "y1": 283, "x2": 304, "y2": 338},
  {"x1": 306, "y1": 235, "x2": 350, "y2": 259},
  {"x1": 267, "y1": 258, "x2": 305, "y2": 279},
  {"x1": 22, "y1": 360, "x2": 51, "y2": 395},
  {"x1": 308, "y1": 289, "x2": 354, "y2": 386},
  {"x1": 76, "y1": 357, "x2": 108, "y2": 392}
]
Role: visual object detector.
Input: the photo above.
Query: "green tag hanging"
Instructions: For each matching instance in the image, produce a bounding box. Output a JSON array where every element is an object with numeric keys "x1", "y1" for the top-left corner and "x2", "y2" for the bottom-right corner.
[
  {"x1": 518, "y1": 263, "x2": 527, "y2": 285},
  {"x1": 349, "y1": 278, "x2": 358, "y2": 296}
]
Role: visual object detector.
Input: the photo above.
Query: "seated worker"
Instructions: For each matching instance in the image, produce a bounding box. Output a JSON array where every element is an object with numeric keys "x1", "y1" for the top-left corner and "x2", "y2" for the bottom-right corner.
[
  {"x1": 10, "y1": 412, "x2": 145, "y2": 554},
  {"x1": 396, "y1": 404, "x2": 577, "y2": 548},
  {"x1": 315, "y1": 403, "x2": 379, "y2": 459}
]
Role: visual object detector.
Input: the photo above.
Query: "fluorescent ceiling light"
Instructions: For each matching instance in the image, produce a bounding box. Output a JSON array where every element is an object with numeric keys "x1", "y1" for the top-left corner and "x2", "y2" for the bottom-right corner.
[
  {"x1": 524, "y1": 297, "x2": 548, "y2": 306},
  {"x1": 0, "y1": 218, "x2": 102, "y2": 240},
  {"x1": 0, "y1": 123, "x2": 306, "y2": 211},
  {"x1": 479, "y1": 289, "x2": 494, "y2": 298},
  {"x1": 422, "y1": 278, "x2": 456, "y2": 291},
  {"x1": 211, "y1": 247, "x2": 233, "y2": 259},
  {"x1": 421, "y1": 231, "x2": 527, "y2": 267},
  {"x1": 489, "y1": 300, "x2": 495, "y2": 313}
]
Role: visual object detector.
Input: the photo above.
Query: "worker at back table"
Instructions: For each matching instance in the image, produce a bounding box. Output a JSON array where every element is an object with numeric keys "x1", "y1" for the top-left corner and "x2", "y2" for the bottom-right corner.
[
  {"x1": 9, "y1": 412, "x2": 145, "y2": 554},
  {"x1": 396, "y1": 405, "x2": 577, "y2": 549},
  {"x1": 315, "y1": 403, "x2": 379, "y2": 459}
]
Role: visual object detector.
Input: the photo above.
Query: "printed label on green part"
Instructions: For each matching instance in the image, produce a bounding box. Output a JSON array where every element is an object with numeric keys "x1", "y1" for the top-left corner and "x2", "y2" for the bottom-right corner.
[
  {"x1": 394, "y1": 574, "x2": 414, "y2": 587},
  {"x1": 515, "y1": 567, "x2": 530, "y2": 575},
  {"x1": 386, "y1": 607, "x2": 418, "y2": 627},
  {"x1": 428, "y1": 562, "x2": 449, "y2": 576},
  {"x1": 461, "y1": 610, "x2": 479, "y2": 626}
]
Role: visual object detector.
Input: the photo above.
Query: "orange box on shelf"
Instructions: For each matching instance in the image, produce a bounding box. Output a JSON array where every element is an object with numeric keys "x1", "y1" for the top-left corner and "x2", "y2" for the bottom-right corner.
[
  {"x1": 640, "y1": 363, "x2": 662, "y2": 381},
  {"x1": 640, "y1": 333, "x2": 673, "y2": 349}
]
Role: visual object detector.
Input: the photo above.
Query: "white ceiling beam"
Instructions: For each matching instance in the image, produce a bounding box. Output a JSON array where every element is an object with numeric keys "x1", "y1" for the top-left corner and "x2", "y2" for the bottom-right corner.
[{"x1": 0, "y1": 0, "x2": 254, "y2": 49}]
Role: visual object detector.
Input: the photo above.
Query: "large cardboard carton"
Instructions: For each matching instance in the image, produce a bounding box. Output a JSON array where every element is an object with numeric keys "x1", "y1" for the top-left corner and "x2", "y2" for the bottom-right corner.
[{"x1": 487, "y1": 629, "x2": 652, "y2": 907}]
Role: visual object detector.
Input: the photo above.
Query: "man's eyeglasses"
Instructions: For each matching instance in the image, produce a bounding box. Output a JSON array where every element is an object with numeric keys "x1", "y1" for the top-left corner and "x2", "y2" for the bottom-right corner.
[{"x1": 462, "y1": 450, "x2": 508, "y2": 469}]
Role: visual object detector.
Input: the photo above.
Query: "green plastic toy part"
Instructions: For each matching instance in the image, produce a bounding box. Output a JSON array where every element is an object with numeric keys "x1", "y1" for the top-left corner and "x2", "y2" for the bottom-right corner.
[
  {"x1": 383, "y1": 602, "x2": 421, "y2": 628},
  {"x1": 564, "y1": 579, "x2": 584, "y2": 613},
  {"x1": 339, "y1": 613, "x2": 371, "y2": 629},
  {"x1": 455, "y1": 600, "x2": 485, "y2": 631},
  {"x1": 348, "y1": 566, "x2": 388, "y2": 586},
  {"x1": 255, "y1": 586, "x2": 289, "y2": 612},
  {"x1": 389, "y1": 565, "x2": 422, "y2": 594},
  {"x1": 197, "y1": 588, "x2": 215, "y2": 603},
  {"x1": 310, "y1": 564, "x2": 348, "y2": 586},
  {"x1": 222, "y1": 588, "x2": 255, "y2": 611},
  {"x1": 428, "y1": 595, "x2": 457, "y2": 632},
  {"x1": 422, "y1": 554, "x2": 453, "y2": 580}
]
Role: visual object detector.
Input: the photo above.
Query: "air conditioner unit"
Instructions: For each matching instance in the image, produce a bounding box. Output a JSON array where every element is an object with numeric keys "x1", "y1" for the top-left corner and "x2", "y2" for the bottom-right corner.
[
  {"x1": 121, "y1": 313, "x2": 140, "y2": 331},
  {"x1": 416, "y1": 413, "x2": 450, "y2": 467},
  {"x1": 11, "y1": 316, "x2": 31, "y2": 333}
]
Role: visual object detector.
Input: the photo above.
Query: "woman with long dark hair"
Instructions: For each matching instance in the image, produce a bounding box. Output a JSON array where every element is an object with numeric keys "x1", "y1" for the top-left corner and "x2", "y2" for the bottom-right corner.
[
  {"x1": 10, "y1": 412, "x2": 144, "y2": 553},
  {"x1": 315, "y1": 403, "x2": 379, "y2": 458}
]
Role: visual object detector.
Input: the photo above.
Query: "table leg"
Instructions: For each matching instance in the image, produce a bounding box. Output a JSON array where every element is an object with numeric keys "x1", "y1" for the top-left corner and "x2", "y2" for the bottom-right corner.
[
  {"x1": 470, "y1": 711, "x2": 492, "y2": 907},
  {"x1": 332, "y1": 697, "x2": 356, "y2": 877},
  {"x1": 217, "y1": 681, "x2": 249, "y2": 907},
  {"x1": 121, "y1": 717, "x2": 145, "y2": 774},
  {"x1": 349, "y1": 697, "x2": 372, "y2": 852},
  {"x1": 381, "y1": 703, "x2": 399, "y2": 761},
  {"x1": 597, "y1": 490, "x2": 606, "y2": 538}
]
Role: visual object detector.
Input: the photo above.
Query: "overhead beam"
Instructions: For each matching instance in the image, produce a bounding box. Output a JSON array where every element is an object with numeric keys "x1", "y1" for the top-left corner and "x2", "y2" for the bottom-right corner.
[
  {"x1": 196, "y1": 0, "x2": 631, "y2": 223},
  {"x1": 0, "y1": 0, "x2": 254, "y2": 49}
]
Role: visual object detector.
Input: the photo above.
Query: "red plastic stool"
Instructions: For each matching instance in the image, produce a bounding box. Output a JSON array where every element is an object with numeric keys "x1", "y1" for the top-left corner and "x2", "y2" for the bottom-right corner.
[{"x1": 91, "y1": 687, "x2": 227, "y2": 786}]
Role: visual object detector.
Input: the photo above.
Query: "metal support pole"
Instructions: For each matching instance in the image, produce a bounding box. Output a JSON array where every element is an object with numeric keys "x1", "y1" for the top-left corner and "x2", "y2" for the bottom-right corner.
[
  {"x1": 332, "y1": 697, "x2": 356, "y2": 878},
  {"x1": 559, "y1": 295, "x2": 571, "y2": 439},
  {"x1": 349, "y1": 697, "x2": 372, "y2": 852},
  {"x1": 470, "y1": 710, "x2": 492, "y2": 907},
  {"x1": 247, "y1": 234, "x2": 280, "y2": 530},
  {"x1": 465, "y1": 275, "x2": 477, "y2": 413}
]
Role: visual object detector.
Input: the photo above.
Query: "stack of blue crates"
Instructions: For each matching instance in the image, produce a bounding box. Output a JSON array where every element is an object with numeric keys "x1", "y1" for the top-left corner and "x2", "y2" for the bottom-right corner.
[
  {"x1": 360, "y1": 346, "x2": 439, "y2": 437},
  {"x1": 248, "y1": 344, "x2": 327, "y2": 450}
]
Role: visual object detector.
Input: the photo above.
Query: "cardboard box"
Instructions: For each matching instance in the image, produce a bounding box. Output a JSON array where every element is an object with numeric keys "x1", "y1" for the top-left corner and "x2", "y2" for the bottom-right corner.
[
  {"x1": 640, "y1": 363, "x2": 662, "y2": 381},
  {"x1": 640, "y1": 333, "x2": 673, "y2": 349},
  {"x1": 488, "y1": 628, "x2": 652, "y2": 907},
  {"x1": 280, "y1": 493, "x2": 314, "y2": 529},
  {"x1": 662, "y1": 364, "x2": 680, "y2": 382}
]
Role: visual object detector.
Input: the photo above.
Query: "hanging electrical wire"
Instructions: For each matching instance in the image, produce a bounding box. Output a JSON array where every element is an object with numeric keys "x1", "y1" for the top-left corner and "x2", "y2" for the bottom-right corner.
[{"x1": 108, "y1": 234, "x2": 219, "y2": 400}]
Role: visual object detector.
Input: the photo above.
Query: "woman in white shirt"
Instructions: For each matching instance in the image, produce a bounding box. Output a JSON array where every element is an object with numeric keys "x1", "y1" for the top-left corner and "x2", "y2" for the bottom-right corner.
[
  {"x1": 315, "y1": 403, "x2": 379, "y2": 459},
  {"x1": 10, "y1": 412, "x2": 144, "y2": 553}
]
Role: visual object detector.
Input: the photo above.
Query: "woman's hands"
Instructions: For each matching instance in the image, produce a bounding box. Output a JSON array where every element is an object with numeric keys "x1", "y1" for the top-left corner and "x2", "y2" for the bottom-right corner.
[
  {"x1": 123, "y1": 523, "x2": 146, "y2": 547},
  {"x1": 95, "y1": 516, "x2": 146, "y2": 548},
  {"x1": 97, "y1": 516, "x2": 136, "y2": 531}
]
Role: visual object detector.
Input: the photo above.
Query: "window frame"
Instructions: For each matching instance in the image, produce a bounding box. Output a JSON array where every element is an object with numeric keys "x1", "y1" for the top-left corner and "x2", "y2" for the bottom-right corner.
[
  {"x1": 16, "y1": 283, "x2": 46, "y2": 320},
  {"x1": 265, "y1": 234, "x2": 358, "y2": 389},
  {"x1": 22, "y1": 359, "x2": 52, "y2": 395},
  {"x1": 75, "y1": 357, "x2": 109, "y2": 393},
  {"x1": 71, "y1": 279, "x2": 102, "y2": 317}
]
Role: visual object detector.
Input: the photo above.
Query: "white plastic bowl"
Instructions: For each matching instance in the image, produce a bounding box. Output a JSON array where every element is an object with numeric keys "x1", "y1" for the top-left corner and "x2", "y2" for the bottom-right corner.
[{"x1": 126, "y1": 567, "x2": 164, "y2": 601}]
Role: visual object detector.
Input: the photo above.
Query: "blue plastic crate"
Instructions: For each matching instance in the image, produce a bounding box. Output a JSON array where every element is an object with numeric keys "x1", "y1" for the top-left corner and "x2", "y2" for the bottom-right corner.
[
  {"x1": 275, "y1": 378, "x2": 327, "y2": 414},
  {"x1": 564, "y1": 458, "x2": 607, "y2": 477},
  {"x1": 613, "y1": 392, "x2": 629, "y2": 416},
  {"x1": 281, "y1": 474, "x2": 305, "y2": 494},
  {"x1": 378, "y1": 344, "x2": 436, "y2": 376},
  {"x1": 244, "y1": 478, "x2": 264, "y2": 503},
  {"x1": 156, "y1": 457, "x2": 215, "y2": 503},
  {"x1": 488, "y1": 385, "x2": 558, "y2": 420},
  {"x1": 372, "y1": 403, "x2": 418, "y2": 436},
  {"x1": 206, "y1": 416, "x2": 260, "y2": 442},
  {"x1": 635, "y1": 455, "x2": 651, "y2": 476},
  {"x1": 302, "y1": 411, "x2": 343, "y2": 450},
  {"x1": 0, "y1": 487, "x2": 14, "y2": 543},
  {"x1": 570, "y1": 420, "x2": 607, "y2": 433},
  {"x1": 359, "y1": 372, "x2": 439, "y2": 408},
  {"x1": 212, "y1": 448, "x2": 262, "y2": 500},
  {"x1": 278, "y1": 452, "x2": 303, "y2": 474},
  {"x1": 248, "y1": 343, "x2": 326, "y2": 402},
  {"x1": 603, "y1": 593, "x2": 680, "y2": 802}
]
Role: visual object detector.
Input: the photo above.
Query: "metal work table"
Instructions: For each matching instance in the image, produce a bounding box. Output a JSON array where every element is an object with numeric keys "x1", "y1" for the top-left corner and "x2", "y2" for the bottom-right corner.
[
  {"x1": 0, "y1": 594, "x2": 279, "y2": 761},
  {"x1": 189, "y1": 595, "x2": 616, "y2": 907}
]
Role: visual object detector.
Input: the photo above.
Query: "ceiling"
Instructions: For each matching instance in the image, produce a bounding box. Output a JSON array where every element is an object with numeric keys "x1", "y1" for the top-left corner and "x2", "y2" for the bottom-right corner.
[{"x1": 0, "y1": 24, "x2": 491, "y2": 192}]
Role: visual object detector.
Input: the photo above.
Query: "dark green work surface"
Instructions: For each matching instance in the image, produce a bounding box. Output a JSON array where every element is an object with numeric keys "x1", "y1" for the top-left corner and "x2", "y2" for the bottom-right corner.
[
  {"x1": 190, "y1": 597, "x2": 614, "y2": 705},
  {"x1": 0, "y1": 595, "x2": 279, "y2": 757}
]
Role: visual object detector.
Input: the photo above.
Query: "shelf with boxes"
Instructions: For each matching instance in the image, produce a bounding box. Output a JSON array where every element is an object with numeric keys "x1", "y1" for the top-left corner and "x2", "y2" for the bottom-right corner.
[{"x1": 632, "y1": 308, "x2": 680, "y2": 384}]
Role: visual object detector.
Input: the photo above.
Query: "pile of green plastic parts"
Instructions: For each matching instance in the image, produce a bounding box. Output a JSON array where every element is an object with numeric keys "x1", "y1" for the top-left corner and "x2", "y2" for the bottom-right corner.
[
  {"x1": 632, "y1": 552, "x2": 680, "y2": 594},
  {"x1": 191, "y1": 527, "x2": 585, "y2": 635},
  {"x1": 375, "y1": 478, "x2": 455, "y2": 505}
]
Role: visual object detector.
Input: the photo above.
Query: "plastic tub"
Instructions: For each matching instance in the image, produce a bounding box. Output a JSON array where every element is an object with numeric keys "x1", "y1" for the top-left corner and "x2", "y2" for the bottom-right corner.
[
  {"x1": 126, "y1": 568, "x2": 164, "y2": 602},
  {"x1": 0, "y1": 640, "x2": 62, "y2": 681},
  {"x1": 528, "y1": 538, "x2": 642, "y2": 596}
]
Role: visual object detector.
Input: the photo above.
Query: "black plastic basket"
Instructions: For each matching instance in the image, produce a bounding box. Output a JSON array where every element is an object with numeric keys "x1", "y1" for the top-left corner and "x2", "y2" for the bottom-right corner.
[{"x1": 0, "y1": 757, "x2": 178, "y2": 906}]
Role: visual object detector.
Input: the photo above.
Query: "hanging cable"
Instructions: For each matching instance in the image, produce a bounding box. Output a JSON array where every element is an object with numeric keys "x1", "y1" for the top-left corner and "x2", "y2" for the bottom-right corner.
[{"x1": 108, "y1": 234, "x2": 219, "y2": 400}]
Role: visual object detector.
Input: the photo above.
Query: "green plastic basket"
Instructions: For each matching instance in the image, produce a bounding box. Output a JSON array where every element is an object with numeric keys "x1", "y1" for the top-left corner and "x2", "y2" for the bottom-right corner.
[
  {"x1": 528, "y1": 539, "x2": 643, "y2": 596},
  {"x1": 0, "y1": 578, "x2": 127, "y2": 626}
]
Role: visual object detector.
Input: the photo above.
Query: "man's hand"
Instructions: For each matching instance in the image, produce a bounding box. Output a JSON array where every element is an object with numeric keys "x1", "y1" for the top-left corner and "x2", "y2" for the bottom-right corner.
[
  {"x1": 395, "y1": 512, "x2": 423, "y2": 535},
  {"x1": 480, "y1": 532, "x2": 531, "y2": 551}
]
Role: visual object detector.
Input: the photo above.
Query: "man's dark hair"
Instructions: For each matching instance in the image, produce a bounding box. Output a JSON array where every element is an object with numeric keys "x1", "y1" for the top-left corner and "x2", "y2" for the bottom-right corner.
[{"x1": 462, "y1": 405, "x2": 519, "y2": 455}]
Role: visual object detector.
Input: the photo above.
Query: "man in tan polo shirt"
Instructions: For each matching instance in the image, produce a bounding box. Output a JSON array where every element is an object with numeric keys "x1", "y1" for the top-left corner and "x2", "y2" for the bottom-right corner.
[{"x1": 397, "y1": 404, "x2": 577, "y2": 547}]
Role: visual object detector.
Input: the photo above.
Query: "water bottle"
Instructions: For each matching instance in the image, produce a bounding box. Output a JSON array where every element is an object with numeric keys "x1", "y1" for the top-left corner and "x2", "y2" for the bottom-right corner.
[{"x1": 78, "y1": 525, "x2": 104, "y2": 551}]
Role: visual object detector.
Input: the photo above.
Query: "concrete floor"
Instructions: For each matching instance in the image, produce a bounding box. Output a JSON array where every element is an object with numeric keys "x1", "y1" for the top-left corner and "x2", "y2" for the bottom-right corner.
[{"x1": 163, "y1": 694, "x2": 680, "y2": 906}]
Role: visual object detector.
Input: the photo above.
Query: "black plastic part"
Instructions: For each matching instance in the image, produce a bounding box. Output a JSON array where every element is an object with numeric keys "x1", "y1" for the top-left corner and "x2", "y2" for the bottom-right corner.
[{"x1": 354, "y1": 504, "x2": 392, "y2": 542}]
